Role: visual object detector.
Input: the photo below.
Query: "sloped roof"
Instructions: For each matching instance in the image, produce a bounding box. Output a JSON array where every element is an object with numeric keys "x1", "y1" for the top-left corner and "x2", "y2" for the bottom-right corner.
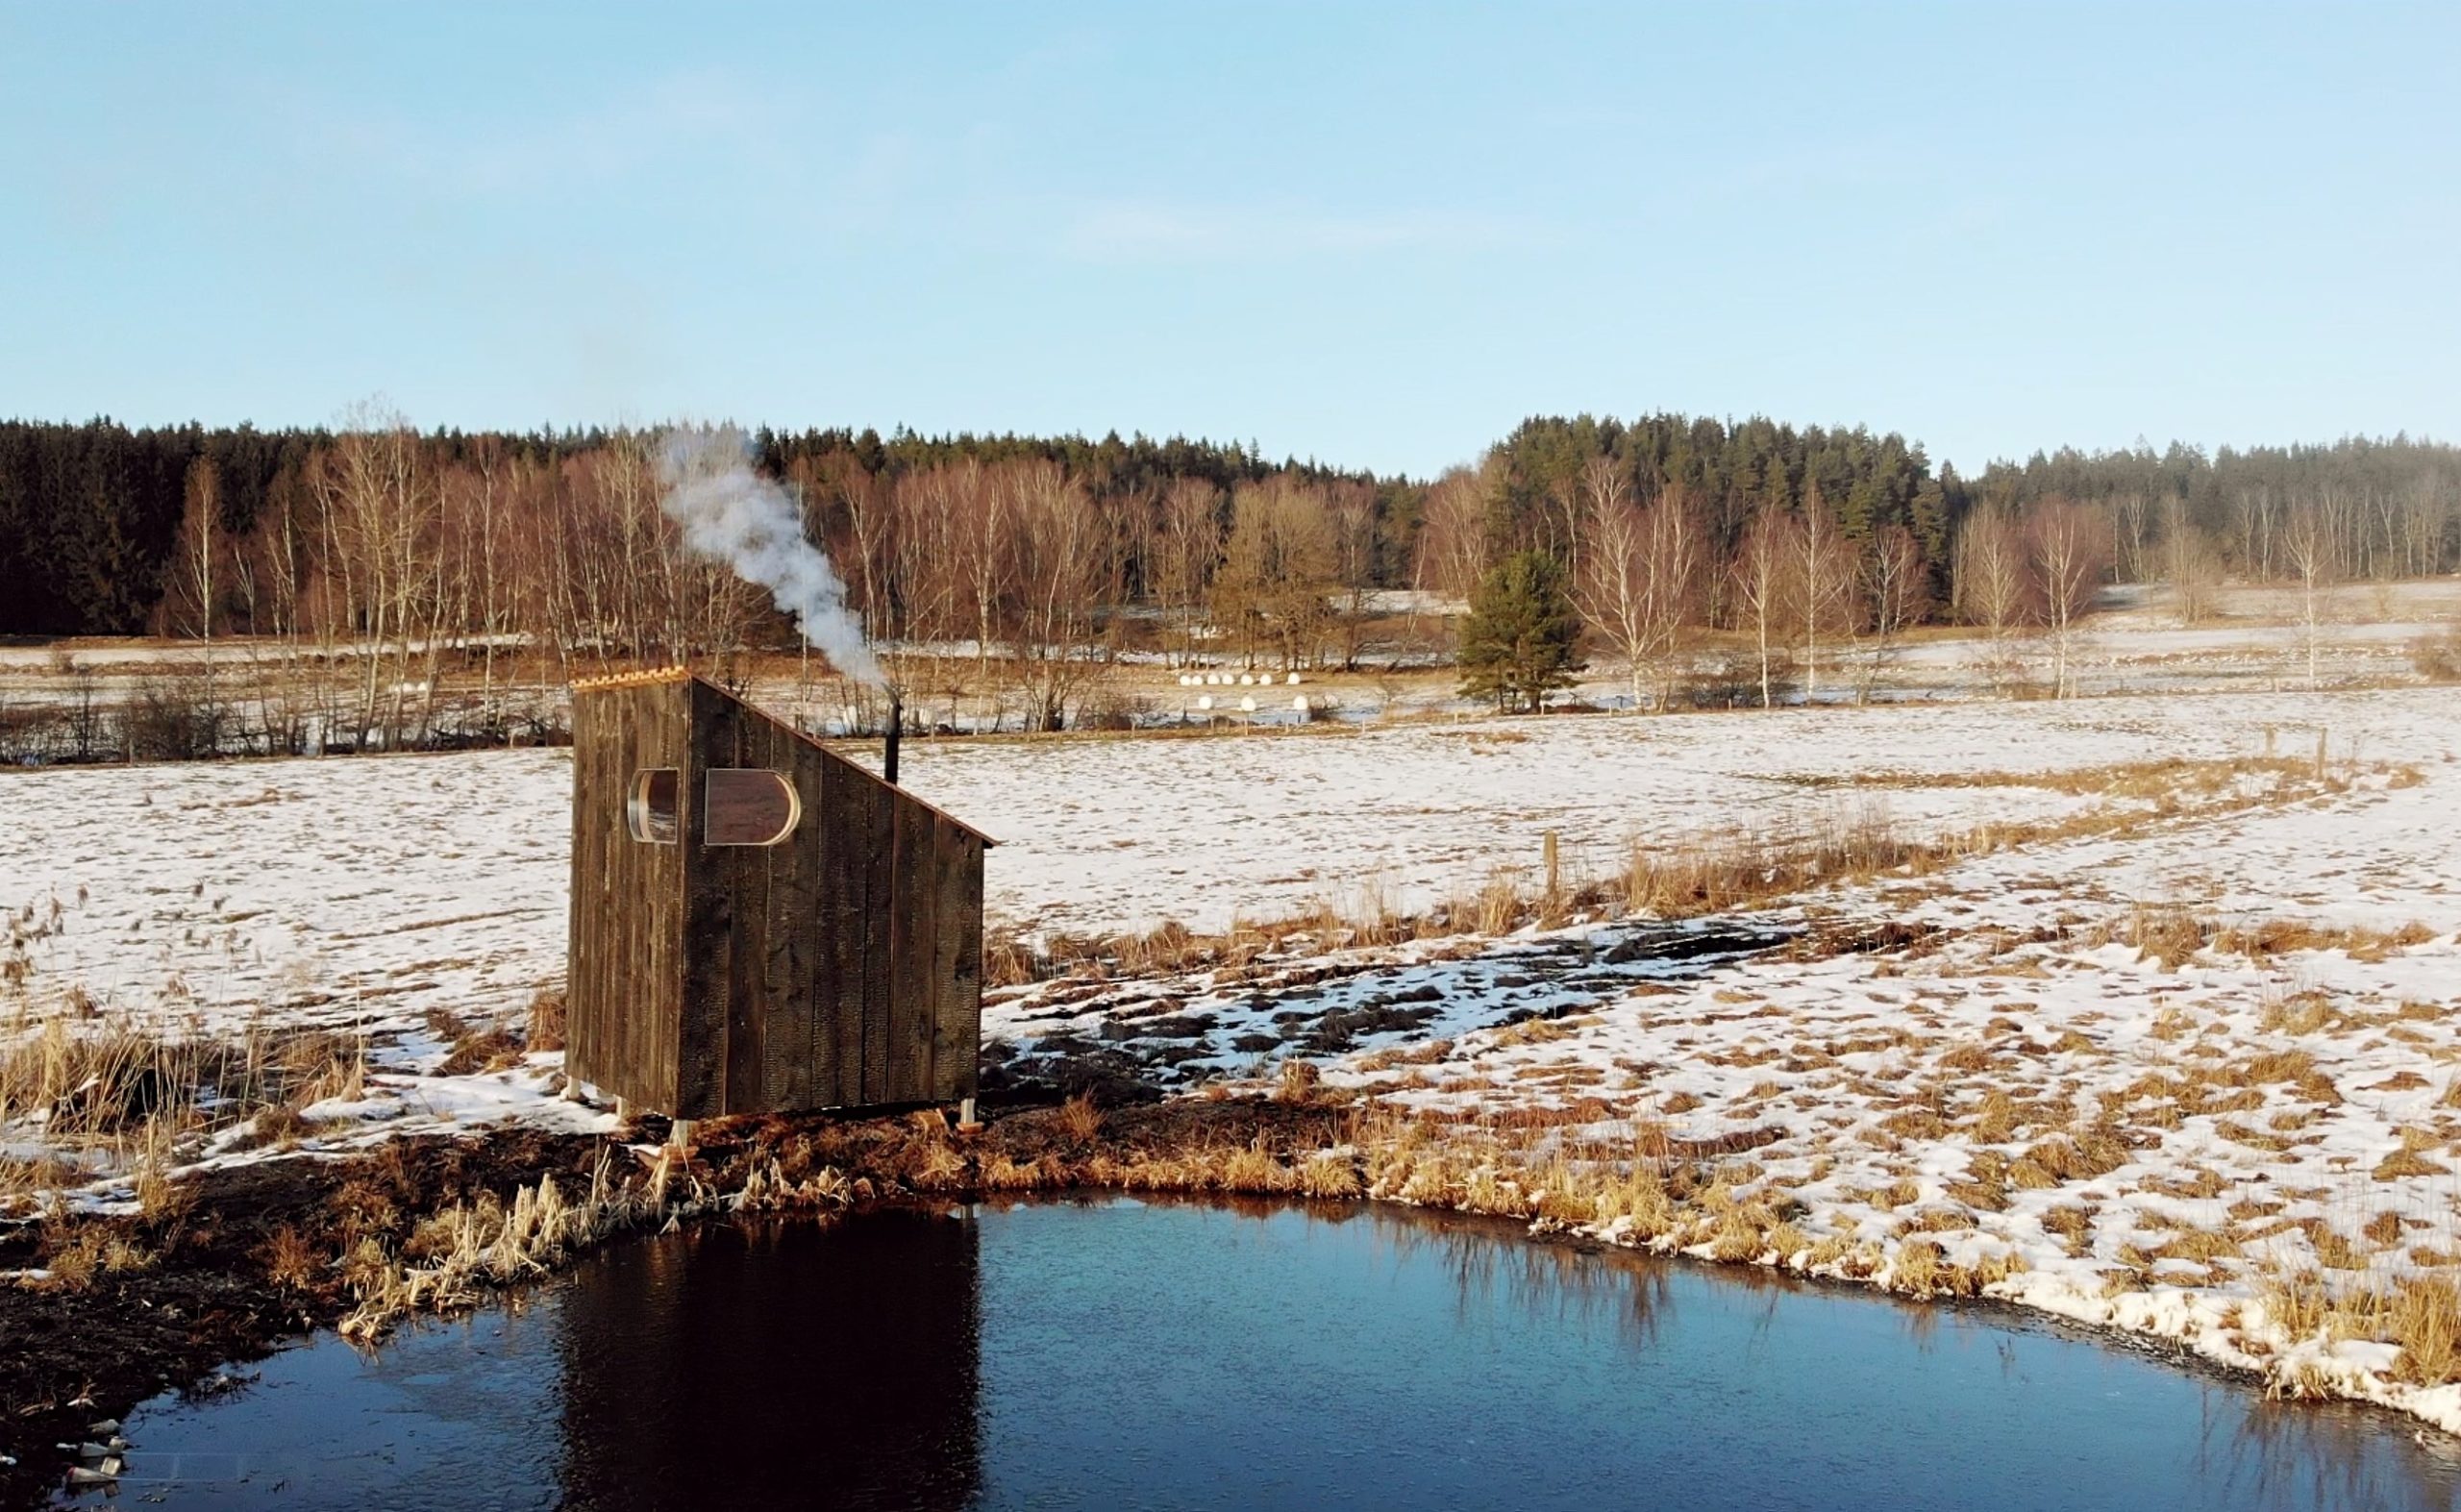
[
  {"x1": 569, "y1": 665, "x2": 696, "y2": 694},
  {"x1": 571, "y1": 668, "x2": 996, "y2": 846}
]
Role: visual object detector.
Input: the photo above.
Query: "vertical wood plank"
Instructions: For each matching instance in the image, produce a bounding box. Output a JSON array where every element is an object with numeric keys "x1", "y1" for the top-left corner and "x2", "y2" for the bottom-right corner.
[
  {"x1": 885, "y1": 800, "x2": 932, "y2": 1103},
  {"x1": 677, "y1": 681, "x2": 730, "y2": 1120},
  {"x1": 568, "y1": 680, "x2": 692, "y2": 1117},
  {"x1": 719, "y1": 700, "x2": 773, "y2": 1116},
  {"x1": 820, "y1": 756, "x2": 867, "y2": 1107},
  {"x1": 565, "y1": 689, "x2": 601, "y2": 1089},
  {"x1": 767, "y1": 731, "x2": 825, "y2": 1110},
  {"x1": 654, "y1": 681, "x2": 688, "y2": 1113},
  {"x1": 858, "y1": 773, "x2": 894, "y2": 1104},
  {"x1": 928, "y1": 826, "x2": 982, "y2": 1101}
]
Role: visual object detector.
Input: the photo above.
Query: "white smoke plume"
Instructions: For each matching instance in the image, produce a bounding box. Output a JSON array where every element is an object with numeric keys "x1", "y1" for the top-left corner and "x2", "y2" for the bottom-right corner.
[{"x1": 656, "y1": 425, "x2": 884, "y2": 687}]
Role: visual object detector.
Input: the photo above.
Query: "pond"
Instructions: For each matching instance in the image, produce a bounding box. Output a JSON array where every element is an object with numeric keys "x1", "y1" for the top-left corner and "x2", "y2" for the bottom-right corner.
[{"x1": 62, "y1": 1198, "x2": 2461, "y2": 1510}]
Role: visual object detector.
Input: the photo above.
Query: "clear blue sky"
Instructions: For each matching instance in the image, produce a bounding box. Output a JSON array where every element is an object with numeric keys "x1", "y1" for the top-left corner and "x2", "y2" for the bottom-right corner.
[{"x1": 2, "y1": 3, "x2": 2453, "y2": 478}]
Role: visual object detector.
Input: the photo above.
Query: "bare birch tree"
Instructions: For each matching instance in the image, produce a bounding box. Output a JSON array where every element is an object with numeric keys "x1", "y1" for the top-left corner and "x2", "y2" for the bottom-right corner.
[
  {"x1": 1007, "y1": 461, "x2": 1107, "y2": 731},
  {"x1": 1952, "y1": 505, "x2": 2030, "y2": 695},
  {"x1": 1731, "y1": 508, "x2": 1794, "y2": 709},
  {"x1": 1155, "y1": 478, "x2": 1223, "y2": 667},
  {"x1": 2026, "y1": 498, "x2": 2111, "y2": 700},
  {"x1": 2163, "y1": 496, "x2": 2223, "y2": 628},
  {"x1": 1790, "y1": 484, "x2": 1857, "y2": 703},
  {"x1": 1851, "y1": 525, "x2": 1927, "y2": 704},
  {"x1": 1574, "y1": 460, "x2": 1700, "y2": 711},
  {"x1": 2281, "y1": 500, "x2": 2338, "y2": 689},
  {"x1": 1414, "y1": 464, "x2": 1491, "y2": 602},
  {"x1": 1327, "y1": 480, "x2": 1380, "y2": 671}
]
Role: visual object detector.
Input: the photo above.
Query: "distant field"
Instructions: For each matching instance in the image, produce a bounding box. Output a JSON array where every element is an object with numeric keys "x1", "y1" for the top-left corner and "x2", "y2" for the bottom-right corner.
[{"x1": 2, "y1": 580, "x2": 2455, "y2": 746}]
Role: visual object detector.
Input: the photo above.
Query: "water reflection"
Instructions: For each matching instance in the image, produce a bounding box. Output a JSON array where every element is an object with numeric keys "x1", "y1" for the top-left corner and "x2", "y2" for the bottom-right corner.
[
  {"x1": 1352, "y1": 1202, "x2": 2457, "y2": 1512},
  {"x1": 1351, "y1": 1205, "x2": 1678, "y2": 1349},
  {"x1": 63, "y1": 1197, "x2": 2461, "y2": 1512},
  {"x1": 552, "y1": 1212, "x2": 982, "y2": 1510}
]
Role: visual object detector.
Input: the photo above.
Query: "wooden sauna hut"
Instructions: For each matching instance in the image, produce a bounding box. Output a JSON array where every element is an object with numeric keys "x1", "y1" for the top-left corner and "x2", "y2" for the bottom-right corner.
[{"x1": 564, "y1": 667, "x2": 992, "y2": 1124}]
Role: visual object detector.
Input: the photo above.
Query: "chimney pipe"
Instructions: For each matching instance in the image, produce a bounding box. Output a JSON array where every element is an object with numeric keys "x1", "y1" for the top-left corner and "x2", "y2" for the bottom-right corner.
[{"x1": 883, "y1": 693, "x2": 902, "y2": 787}]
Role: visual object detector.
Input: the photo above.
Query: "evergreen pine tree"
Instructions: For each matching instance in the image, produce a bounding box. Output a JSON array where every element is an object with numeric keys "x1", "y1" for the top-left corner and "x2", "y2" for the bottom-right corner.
[{"x1": 1456, "y1": 550, "x2": 1585, "y2": 713}]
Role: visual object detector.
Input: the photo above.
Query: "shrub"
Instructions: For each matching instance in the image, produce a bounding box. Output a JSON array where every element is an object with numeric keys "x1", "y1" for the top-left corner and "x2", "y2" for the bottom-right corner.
[
  {"x1": 1677, "y1": 652, "x2": 1798, "y2": 709},
  {"x1": 1074, "y1": 688, "x2": 1155, "y2": 731},
  {"x1": 125, "y1": 674, "x2": 234, "y2": 760},
  {"x1": 2412, "y1": 627, "x2": 2461, "y2": 683}
]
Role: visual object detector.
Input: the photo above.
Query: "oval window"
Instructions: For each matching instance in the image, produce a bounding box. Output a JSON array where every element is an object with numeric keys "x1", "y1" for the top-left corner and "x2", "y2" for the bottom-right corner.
[
  {"x1": 627, "y1": 768, "x2": 680, "y2": 844},
  {"x1": 704, "y1": 769, "x2": 801, "y2": 847}
]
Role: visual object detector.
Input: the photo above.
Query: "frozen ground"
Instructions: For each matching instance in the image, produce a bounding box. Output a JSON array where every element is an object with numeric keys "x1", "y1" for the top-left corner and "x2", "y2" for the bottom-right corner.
[
  {"x1": 5, "y1": 685, "x2": 2443, "y2": 1035},
  {"x1": 6, "y1": 674, "x2": 2461, "y2": 1428}
]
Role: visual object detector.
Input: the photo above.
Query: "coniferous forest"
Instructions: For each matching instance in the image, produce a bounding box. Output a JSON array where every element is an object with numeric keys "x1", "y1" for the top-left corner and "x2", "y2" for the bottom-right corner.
[{"x1": 0, "y1": 412, "x2": 2452, "y2": 673}]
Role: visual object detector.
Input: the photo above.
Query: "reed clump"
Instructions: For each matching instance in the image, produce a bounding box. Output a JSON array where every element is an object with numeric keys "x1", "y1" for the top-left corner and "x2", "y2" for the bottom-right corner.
[
  {"x1": 525, "y1": 988, "x2": 567, "y2": 1053},
  {"x1": 336, "y1": 1146, "x2": 836, "y2": 1341},
  {"x1": 0, "y1": 1001, "x2": 380, "y2": 1211},
  {"x1": 2256, "y1": 1264, "x2": 2461, "y2": 1391}
]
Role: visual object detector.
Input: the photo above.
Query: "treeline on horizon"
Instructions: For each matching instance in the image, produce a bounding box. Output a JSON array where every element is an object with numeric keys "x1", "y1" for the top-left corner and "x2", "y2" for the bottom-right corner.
[{"x1": 0, "y1": 409, "x2": 2452, "y2": 648}]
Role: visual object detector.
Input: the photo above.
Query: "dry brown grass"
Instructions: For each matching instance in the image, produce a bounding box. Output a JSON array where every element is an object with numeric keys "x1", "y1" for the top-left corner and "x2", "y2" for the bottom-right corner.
[
  {"x1": 525, "y1": 987, "x2": 567, "y2": 1053},
  {"x1": 2106, "y1": 904, "x2": 2210, "y2": 969},
  {"x1": 2258, "y1": 1264, "x2": 2461, "y2": 1390},
  {"x1": 2259, "y1": 989, "x2": 2337, "y2": 1036},
  {"x1": 423, "y1": 1007, "x2": 524, "y2": 1078},
  {"x1": 1354, "y1": 1038, "x2": 1454, "y2": 1074},
  {"x1": 1275, "y1": 1057, "x2": 1324, "y2": 1103},
  {"x1": 0, "y1": 1001, "x2": 383, "y2": 1213},
  {"x1": 2023, "y1": 1131, "x2": 2128, "y2": 1182},
  {"x1": 2214, "y1": 919, "x2": 2438, "y2": 963},
  {"x1": 2042, "y1": 1204, "x2": 2096, "y2": 1257},
  {"x1": 2410, "y1": 626, "x2": 2461, "y2": 683},
  {"x1": 261, "y1": 1224, "x2": 323, "y2": 1289},
  {"x1": 1835, "y1": 755, "x2": 2317, "y2": 800},
  {"x1": 2150, "y1": 1224, "x2": 2245, "y2": 1266},
  {"x1": 2099, "y1": 908, "x2": 2436, "y2": 972},
  {"x1": 2263, "y1": 1267, "x2": 2335, "y2": 1340},
  {"x1": 1056, "y1": 1092, "x2": 1104, "y2": 1142},
  {"x1": 38, "y1": 1225, "x2": 110, "y2": 1290},
  {"x1": 2388, "y1": 1276, "x2": 2461, "y2": 1384},
  {"x1": 978, "y1": 753, "x2": 2373, "y2": 988},
  {"x1": 282, "y1": 1029, "x2": 368, "y2": 1106},
  {"x1": 2374, "y1": 1130, "x2": 2449, "y2": 1181},
  {"x1": 1298, "y1": 1152, "x2": 1364, "y2": 1200}
]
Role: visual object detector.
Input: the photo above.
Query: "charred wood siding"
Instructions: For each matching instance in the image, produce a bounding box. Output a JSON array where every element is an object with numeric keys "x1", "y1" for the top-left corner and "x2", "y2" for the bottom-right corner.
[
  {"x1": 566, "y1": 672, "x2": 988, "y2": 1119},
  {"x1": 567, "y1": 678, "x2": 692, "y2": 1113}
]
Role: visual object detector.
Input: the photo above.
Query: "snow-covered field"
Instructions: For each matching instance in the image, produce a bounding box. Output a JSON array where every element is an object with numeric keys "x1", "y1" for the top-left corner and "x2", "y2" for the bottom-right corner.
[
  {"x1": 4, "y1": 685, "x2": 2438, "y2": 1030},
  {"x1": 6, "y1": 670, "x2": 2461, "y2": 1427}
]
